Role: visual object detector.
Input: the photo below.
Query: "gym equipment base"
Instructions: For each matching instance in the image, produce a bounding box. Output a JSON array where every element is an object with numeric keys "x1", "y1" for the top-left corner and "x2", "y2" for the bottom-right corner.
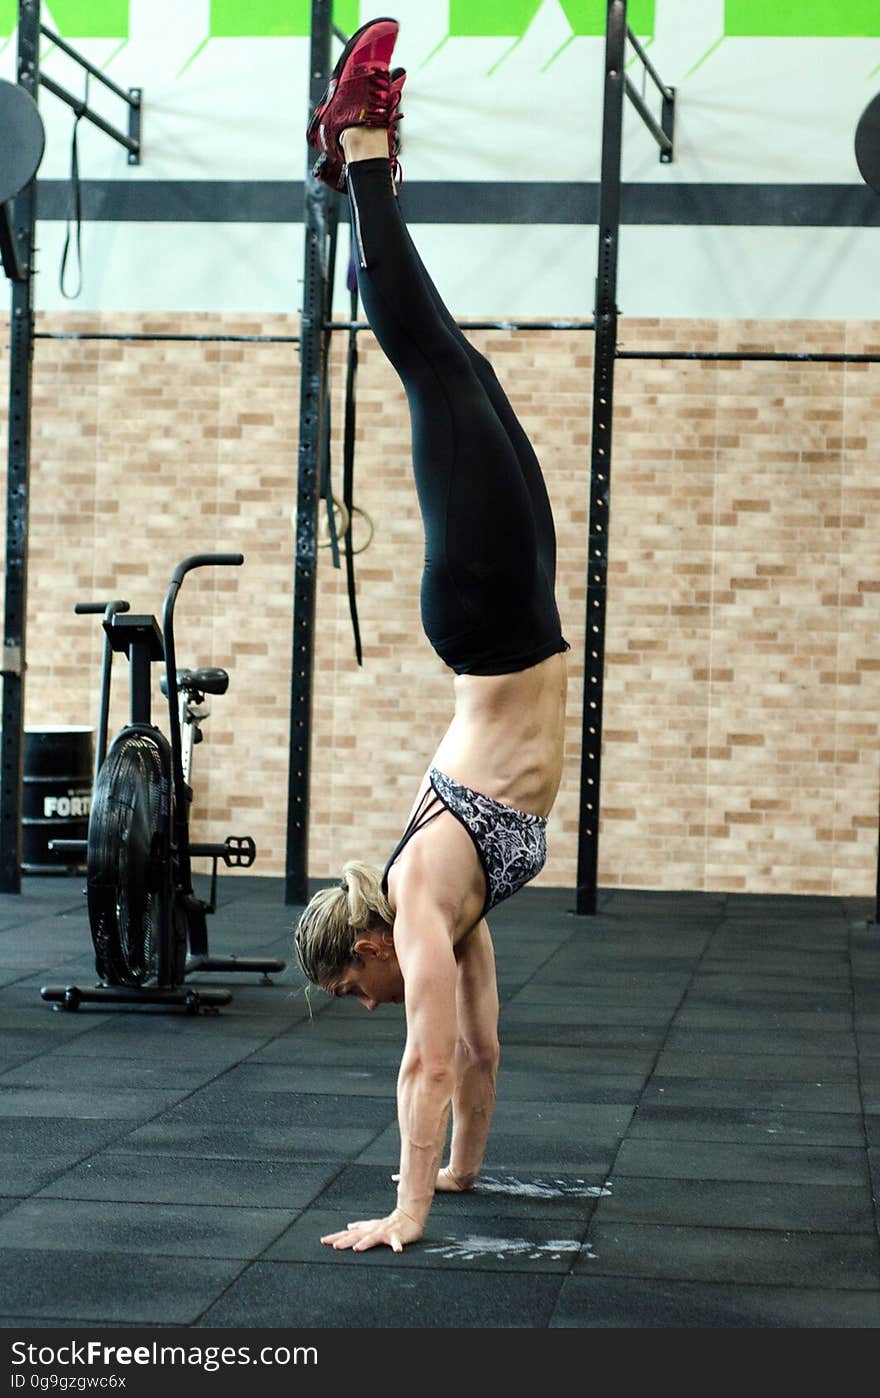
[{"x1": 39, "y1": 981, "x2": 232, "y2": 1013}]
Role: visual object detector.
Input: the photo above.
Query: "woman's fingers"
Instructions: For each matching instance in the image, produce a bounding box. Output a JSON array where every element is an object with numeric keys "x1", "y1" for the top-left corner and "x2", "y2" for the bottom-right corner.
[{"x1": 321, "y1": 1210, "x2": 421, "y2": 1253}]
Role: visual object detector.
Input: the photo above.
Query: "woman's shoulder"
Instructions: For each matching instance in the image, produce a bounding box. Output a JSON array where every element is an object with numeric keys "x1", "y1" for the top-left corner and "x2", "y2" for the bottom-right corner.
[{"x1": 387, "y1": 812, "x2": 485, "y2": 933}]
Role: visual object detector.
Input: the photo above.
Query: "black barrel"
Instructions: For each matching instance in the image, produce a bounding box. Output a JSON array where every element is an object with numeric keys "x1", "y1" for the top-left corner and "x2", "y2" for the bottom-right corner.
[{"x1": 22, "y1": 727, "x2": 93, "y2": 874}]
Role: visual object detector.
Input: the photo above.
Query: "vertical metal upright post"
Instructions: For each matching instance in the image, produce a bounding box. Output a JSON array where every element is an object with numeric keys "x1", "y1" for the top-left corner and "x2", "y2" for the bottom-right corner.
[
  {"x1": 285, "y1": 0, "x2": 333, "y2": 904},
  {"x1": 576, "y1": 0, "x2": 626, "y2": 915},
  {"x1": 1, "y1": 0, "x2": 40, "y2": 894}
]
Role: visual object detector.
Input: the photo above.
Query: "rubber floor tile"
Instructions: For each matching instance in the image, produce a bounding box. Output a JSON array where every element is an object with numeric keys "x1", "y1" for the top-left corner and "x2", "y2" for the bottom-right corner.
[
  {"x1": 673, "y1": 1005, "x2": 852, "y2": 1030},
  {"x1": 663, "y1": 1028, "x2": 857, "y2": 1056},
  {"x1": 858, "y1": 1072, "x2": 880, "y2": 1112},
  {"x1": 642, "y1": 1077, "x2": 863, "y2": 1113},
  {"x1": 493, "y1": 1069, "x2": 644, "y2": 1104},
  {"x1": 0, "y1": 1198, "x2": 299, "y2": 1259},
  {"x1": 0, "y1": 1053, "x2": 219, "y2": 1092},
  {"x1": 0, "y1": 1248, "x2": 245, "y2": 1324},
  {"x1": 504, "y1": 993, "x2": 674, "y2": 1025},
  {"x1": 550, "y1": 1276, "x2": 880, "y2": 1328},
  {"x1": 355, "y1": 1121, "x2": 618, "y2": 1176},
  {"x1": 0, "y1": 1118, "x2": 129, "y2": 1158},
  {"x1": 653, "y1": 1051, "x2": 857, "y2": 1081},
  {"x1": 35, "y1": 1154, "x2": 340, "y2": 1209},
  {"x1": 264, "y1": 1208, "x2": 587, "y2": 1273},
  {"x1": 579, "y1": 1221, "x2": 880, "y2": 1287},
  {"x1": 701, "y1": 950, "x2": 848, "y2": 971},
  {"x1": 523, "y1": 981, "x2": 687, "y2": 1007},
  {"x1": 0, "y1": 1155, "x2": 102, "y2": 1197},
  {"x1": 112, "y1": 1119, "x2": 383, "y2": 1164},
  {"x1": 197, "y1": 1259, "x2": 563, "y2": 1328},
  {"x1": 0, "y1": 1086, "x2": 193, "y2": 1120},
  {"x1": 313, "y1": 1162, "x2": 609, "y2": 1222},
  {"x1": 55, "y1": 1031, "x2": 278, "y2": 1067},
  {"x1": 614, "y1": 1137, "x2": 869, "y2": 1186},
  {"x1": 153, "y1": 1087, "x2": 391, "y2": 1130},
  {"x1": 685, "y1": 974, "x2": 850, "y2": 995},
  {"x1": 628, "y1": 1104, "x2": 865, "y2": 1147},
  {"x1": 208, "y1": 1061, "x2": 398, "y2": 1100},
  {"x1": 593, "y1": 1176, "x2": 875, "y2": 1232},
  {"x1": 253, "y1": 1034, "x2": 404, "y2": 1068}
]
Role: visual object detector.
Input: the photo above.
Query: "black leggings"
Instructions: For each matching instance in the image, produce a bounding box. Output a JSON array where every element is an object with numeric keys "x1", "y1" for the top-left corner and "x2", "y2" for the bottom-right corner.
[{"x1": 346, "y1": 157, "x2": 568, "y2": 675}]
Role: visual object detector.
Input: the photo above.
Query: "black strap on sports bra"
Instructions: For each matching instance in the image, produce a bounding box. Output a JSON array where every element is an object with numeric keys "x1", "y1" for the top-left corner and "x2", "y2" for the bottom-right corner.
[{"x1": 381, "y1": 783, "x2": 445, "y2": 892}]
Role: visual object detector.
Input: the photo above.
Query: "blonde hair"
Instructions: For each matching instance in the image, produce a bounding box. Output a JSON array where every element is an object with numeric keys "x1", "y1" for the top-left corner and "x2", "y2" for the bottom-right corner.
[{"x1": 293, "y1": 860, "x2": 393, "y2": 987}]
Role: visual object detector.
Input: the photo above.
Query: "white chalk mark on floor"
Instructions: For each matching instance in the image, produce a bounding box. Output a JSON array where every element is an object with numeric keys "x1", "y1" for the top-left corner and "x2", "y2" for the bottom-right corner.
[
  {"x1": 477, "y1": 1175, "x2": 613, "y2": 1200},
  {"x1": 424, "y1": 1234, "x2": 593, "y2": 1263}
]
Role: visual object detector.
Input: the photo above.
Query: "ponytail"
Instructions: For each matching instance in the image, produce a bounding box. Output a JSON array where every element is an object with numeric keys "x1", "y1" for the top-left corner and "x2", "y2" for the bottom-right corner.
[{"x1": 293, "y1": 860, "x2": 393, "y2": 986}]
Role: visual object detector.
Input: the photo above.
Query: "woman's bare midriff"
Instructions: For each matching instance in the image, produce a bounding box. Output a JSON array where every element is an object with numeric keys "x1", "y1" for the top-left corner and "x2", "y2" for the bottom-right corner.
[
  {"x1": 385, "y1": 653, "x2": 569, "y2": 937},
  {"x1": 433, "y1": 651, "x2": 568, "y2": 816}
]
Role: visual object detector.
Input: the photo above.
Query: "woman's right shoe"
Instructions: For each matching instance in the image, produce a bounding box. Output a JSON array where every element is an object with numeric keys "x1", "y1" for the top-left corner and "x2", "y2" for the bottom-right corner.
[
  {"x1": 306, "y1": 17, "x2": 399, "y2": 178},
  {"x1": 311, "y1": 66, "x2": 406, "y2": 192}
]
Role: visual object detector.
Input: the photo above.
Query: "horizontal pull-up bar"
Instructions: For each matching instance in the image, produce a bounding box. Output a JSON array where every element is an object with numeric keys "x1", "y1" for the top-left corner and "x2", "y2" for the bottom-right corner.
[
  {"x1": 618, "y1": 349, "x2": 880, "y2": 364},
  {"x1": 34, "y1": 331, "x2": 300, "y2": 345},
  {"x1": 327, "y1": 319, "x2": 595, "y2": 333}
]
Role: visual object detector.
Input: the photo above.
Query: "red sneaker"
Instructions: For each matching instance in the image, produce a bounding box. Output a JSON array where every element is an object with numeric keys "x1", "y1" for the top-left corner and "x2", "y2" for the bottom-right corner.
[
  {"x1": 307, "y1": 17, "x2": 399, "y2": 175},
  {"x1": 311, "y1": 66, "x2": 406, "y2": 193}
]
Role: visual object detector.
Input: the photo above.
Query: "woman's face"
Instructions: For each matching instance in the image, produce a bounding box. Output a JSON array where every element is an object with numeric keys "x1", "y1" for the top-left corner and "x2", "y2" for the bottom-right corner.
[{"x1": 325, "y1": 929, "x2": 404, "y2": 1011}]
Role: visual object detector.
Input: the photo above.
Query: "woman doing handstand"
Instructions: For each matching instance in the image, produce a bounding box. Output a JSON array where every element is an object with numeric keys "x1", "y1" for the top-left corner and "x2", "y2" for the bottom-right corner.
[{"x1": 295, "y1": 17, "x2": 570, "y2": 1254}]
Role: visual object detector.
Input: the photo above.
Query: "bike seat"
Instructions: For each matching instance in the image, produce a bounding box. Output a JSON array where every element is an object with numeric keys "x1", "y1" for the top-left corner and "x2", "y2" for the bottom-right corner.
[{"x1": 160, "y1": 666, "x2": 229, "y2": 697}]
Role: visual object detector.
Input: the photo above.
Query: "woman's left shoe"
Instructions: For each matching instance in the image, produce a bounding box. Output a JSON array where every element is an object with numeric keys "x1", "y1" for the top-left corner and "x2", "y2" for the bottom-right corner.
[{"x1": 306, "y1": 17, "x2": 399, "y2": 183}]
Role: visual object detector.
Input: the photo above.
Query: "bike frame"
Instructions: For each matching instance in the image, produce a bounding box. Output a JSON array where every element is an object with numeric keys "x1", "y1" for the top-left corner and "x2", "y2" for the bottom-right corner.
[{"x1": 161, "y1": 553, "x2": 244, "y2": 898}]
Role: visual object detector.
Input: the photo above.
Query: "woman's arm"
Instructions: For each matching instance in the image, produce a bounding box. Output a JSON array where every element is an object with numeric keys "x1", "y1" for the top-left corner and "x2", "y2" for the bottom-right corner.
[
  {"x1": 393, "y1": 907, "x2": 458, "y2": 1223},
  {"x1": 321, "y1": 882, "x2": 458, "y2": 1254},
  {"x1": 443, "y1": 919, "x2": 500, "y2": 1187}
]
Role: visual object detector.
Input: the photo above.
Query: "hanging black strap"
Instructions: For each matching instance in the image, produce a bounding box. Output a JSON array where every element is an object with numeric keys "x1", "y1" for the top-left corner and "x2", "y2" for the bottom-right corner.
[
  {"x1": 342, "y1": 241, "x2": 363, "y2": 665},
  {"x1": 59, "y1": 73, "x2": 87, "y2": 300}
]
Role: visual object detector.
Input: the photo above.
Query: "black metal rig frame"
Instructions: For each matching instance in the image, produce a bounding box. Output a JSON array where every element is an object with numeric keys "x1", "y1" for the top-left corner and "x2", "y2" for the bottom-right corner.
[
  {"x1": 575, "y1": 2, "x2": 880, "y2": 914},
  {"x1": 287, "y1": 0, "x2": 880, "y2": 915},
  {"x1": 1, "y1": 0, "x2": 142, "y2": 893},
  {"x1": 577, "y1": 1, "x2": 672, "y2": 913},
  {"x1": 282, "y1": 2, "x2": 601, "y2": 904}
]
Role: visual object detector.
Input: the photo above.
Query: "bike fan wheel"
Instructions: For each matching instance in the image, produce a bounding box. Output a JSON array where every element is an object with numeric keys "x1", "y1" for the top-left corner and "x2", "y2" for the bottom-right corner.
[{"x1": 87, "y1": 732, "x2": 169, "y2": 987}]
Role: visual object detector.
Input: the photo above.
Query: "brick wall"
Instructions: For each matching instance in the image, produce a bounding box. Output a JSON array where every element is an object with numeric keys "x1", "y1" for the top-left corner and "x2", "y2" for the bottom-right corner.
[{"x1": 1, "y1": 312, "x2": 878, "y2": 896}]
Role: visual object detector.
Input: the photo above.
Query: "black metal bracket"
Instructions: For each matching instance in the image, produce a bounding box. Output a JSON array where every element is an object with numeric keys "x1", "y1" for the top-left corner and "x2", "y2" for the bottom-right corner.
[
  {"x1": 625, "y1": 25, "x2": 675, "y2": 162},
  {"x1": 38, "y1": 23, "x2": 142, "y2": 163}
]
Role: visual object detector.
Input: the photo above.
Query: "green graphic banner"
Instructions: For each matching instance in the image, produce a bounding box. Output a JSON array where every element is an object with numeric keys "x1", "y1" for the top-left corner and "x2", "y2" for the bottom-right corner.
[
  {"x1": 3, "y1": 1, "x2": 878, "y2": 45},
  {"x1": 725, "y1": 1, "x2": 880, "y2": 38},
  {"x1": 1, "y1": 0, "x2": 127, "y2": 36},
  {"x1": 210, "y1": 1, "x2": 358, "y2": 38},
  {"x1": 449, "y1": 1, "x2": 655, "y2": 38}
]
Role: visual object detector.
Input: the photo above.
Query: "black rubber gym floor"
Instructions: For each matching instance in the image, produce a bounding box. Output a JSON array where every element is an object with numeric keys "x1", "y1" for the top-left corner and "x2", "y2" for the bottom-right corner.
[{"x1": 0, "y1": 877, "x2": 878, "y2": 1329}]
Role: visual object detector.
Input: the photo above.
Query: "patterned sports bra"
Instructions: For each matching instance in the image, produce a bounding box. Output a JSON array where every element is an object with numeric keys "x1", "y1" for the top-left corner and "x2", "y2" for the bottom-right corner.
[{"x1": 381, "y1": 767, "x2": 548, "y2": 919}]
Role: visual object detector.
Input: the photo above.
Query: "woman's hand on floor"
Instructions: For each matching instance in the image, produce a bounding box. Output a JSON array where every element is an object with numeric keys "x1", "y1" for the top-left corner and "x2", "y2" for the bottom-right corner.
[{"x1": 321, "y1": 1207, "x2": 423, "y2": 1254}]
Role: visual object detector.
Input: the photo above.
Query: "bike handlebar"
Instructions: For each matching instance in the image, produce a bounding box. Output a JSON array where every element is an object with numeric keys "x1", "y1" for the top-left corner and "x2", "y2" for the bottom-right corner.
[
  {"x1": 74, "y1": 599, "x2": 130, "y2": 616},
  {"x1": 170, "y1": 553, "x2": 244, "y2": 587}
]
